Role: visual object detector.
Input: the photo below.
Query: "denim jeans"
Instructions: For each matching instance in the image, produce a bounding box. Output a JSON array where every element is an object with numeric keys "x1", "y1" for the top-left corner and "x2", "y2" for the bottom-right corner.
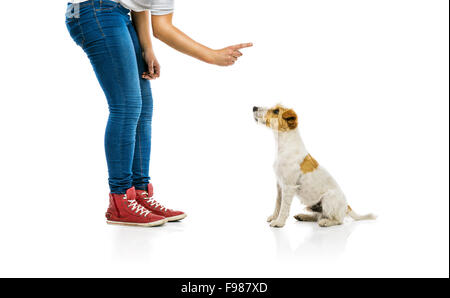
[{"x1": 66, "y1": 0, "x2": 153, "y2": 194}]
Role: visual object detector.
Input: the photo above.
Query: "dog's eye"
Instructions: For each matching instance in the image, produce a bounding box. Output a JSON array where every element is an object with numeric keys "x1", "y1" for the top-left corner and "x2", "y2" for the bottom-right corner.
[{"x1": 273, "y1": 109, "x2": 279, "y2": 115}]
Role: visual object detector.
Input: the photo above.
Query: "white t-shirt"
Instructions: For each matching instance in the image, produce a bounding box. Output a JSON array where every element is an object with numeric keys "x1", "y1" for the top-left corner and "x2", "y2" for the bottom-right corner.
[{"x1": 70, "y1": 0, "x2": 174, "y2": 15}]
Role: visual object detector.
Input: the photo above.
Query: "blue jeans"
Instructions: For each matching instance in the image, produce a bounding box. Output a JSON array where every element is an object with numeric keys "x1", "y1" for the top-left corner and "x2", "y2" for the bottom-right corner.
[{"x1": 66, "y1": 0, "x2": 153, "y2": 194}]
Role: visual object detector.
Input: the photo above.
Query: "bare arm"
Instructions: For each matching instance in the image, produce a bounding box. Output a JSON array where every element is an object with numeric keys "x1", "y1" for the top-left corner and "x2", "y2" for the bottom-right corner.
[{"x1": 151, "y1": 13, "x2": 252, "y2": 66}]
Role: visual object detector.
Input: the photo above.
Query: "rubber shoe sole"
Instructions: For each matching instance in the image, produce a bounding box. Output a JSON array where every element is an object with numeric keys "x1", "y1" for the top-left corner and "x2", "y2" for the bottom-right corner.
[
  {"x1": 166, "y1": 213, "x2": 187, "y2": 222},
  {"x1": 106, "y1": 218, "x2": 167, "y2": 227}
]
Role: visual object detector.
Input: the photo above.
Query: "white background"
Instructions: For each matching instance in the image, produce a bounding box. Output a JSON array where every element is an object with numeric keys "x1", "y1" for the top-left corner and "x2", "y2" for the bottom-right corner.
[{"x1": 0, "y1": 0, "x2": 448, "y2": 277}]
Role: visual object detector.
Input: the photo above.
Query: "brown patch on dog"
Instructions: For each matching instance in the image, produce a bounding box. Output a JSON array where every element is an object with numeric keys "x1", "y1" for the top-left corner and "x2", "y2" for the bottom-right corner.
[
  {"x1": 264, "y1": 105, "x2": 283, "y2": 128},
  {"x1": 300, "y1": 154, "x2": 319, "y2": 173},
  {"x1": 347, "y1": 205, "x2": 353, "y2": 213},
  {"x1": 264, "y1": 105, "x2": 298, "y2": 132}
]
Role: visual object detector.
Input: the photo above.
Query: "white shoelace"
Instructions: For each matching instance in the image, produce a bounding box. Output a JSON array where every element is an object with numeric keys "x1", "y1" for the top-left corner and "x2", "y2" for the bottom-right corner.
[
  {"x1": 124, "y1": 195, "x2": 151, "y2": 217},
  {"x1": 142, "y1": 192, "x2": 168, "y2": 211}
]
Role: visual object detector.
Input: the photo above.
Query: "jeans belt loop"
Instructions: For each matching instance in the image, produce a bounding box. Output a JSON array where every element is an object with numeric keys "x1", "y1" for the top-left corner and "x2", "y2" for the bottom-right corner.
[{"x1": 74, "y1": 3, "x2": 80, "y2": 18}]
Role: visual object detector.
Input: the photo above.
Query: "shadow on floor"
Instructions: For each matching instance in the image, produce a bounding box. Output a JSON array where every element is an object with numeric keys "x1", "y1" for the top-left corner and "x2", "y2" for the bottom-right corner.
[{"x1": 271, "y1": 220, "x2": 375, "y2": 260}]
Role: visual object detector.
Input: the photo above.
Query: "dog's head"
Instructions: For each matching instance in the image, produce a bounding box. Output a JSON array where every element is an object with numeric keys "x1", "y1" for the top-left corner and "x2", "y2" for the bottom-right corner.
[{"x1": 253, "y1": 104, "x2": 298, "y2": 132}]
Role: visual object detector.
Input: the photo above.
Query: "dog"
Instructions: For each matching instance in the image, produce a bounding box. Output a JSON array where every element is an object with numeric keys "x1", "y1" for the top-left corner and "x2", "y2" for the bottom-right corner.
[{"x1": 253, "y1": 104, "x2": 376, "y2": 228}]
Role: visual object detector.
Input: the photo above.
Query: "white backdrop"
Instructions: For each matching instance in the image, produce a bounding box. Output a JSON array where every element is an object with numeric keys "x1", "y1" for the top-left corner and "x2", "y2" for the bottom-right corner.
[{"x1": 0, "y1": 0, "x2": 448, "y2": 277}]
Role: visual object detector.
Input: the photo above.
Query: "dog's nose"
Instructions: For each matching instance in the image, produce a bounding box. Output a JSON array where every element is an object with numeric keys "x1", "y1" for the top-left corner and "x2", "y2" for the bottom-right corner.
[{"x1": 253, "y1": 106, "x2": 259, "y2": 112}]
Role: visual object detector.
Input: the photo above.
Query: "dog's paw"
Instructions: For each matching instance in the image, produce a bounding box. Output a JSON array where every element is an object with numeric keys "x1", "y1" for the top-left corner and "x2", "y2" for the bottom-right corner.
[
  {"x1": 318, "y1": 219, "x2": 331, "y2": 227},
  {"x1": 267, "y1": 215, "x2": 275, "y2": 222},
  {"x1": 269, "y1": 220, "x2": 286, "y2": 228},
  {"x1": 294, "y1": 214, "x2": 304, "y2": 221},
  {"x1": 318, "y1": 218, "x2": 341, "y2": 228}
]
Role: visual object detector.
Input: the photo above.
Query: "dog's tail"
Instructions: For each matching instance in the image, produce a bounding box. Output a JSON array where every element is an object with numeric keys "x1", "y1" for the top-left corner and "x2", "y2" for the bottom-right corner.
[{"x1": 347, "y1": 205, "x2": 377, "y2": 221}]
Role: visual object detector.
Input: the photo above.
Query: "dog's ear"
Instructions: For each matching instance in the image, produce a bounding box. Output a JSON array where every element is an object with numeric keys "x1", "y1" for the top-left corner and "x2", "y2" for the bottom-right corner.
[{"x1": 282, "y1": 109, "x2": 298, "y2": 129}]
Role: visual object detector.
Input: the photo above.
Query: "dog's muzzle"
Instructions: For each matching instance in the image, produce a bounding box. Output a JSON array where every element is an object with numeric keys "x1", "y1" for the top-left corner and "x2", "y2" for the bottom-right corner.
[{"x1": 253, "y1": 106, "x2": 265, "y2": 124}]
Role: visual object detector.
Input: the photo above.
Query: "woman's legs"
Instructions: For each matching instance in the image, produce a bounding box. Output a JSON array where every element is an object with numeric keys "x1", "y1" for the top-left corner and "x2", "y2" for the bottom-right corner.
[
  {"x1": 127, "y1": 22, "x2": 154, "y2": 191},
  {"x1": 67, "y1": 2, "x2": 143, "y2": 194}
]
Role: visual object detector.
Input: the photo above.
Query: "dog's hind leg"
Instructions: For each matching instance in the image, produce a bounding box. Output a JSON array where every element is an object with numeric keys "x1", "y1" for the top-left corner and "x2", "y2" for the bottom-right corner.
[
  {"x1": 318, "y1": 190, "x2": 346, "y2": 228},
  {"x1": 294, "y1": 213, "x2": 320, "y2": 222},
  {"x1": 267, "y1": 183, "x2": 282, "y2": 222}
]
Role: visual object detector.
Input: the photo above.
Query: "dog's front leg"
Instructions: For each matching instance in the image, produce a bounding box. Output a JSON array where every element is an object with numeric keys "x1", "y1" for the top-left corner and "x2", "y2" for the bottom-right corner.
[
  {"x1": 267, "y1": 183, "x2": 282, "y2": 222},
  {"x1": 270, "y1": 185, "x2": 296, "y2": 228}
]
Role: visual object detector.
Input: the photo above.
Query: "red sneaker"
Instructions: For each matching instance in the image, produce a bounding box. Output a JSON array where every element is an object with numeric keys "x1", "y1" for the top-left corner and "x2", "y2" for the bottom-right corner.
[
  {"x1": 135, "y1": 184, "x2": 187, "y2": 222},
  {"x1": 106, "y1": 187, "x2": 167, "y2": 227}
]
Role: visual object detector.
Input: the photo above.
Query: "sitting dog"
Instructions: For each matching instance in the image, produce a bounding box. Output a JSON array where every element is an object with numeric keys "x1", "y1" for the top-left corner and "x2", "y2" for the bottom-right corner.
[{"x1": 253, "y1": 104, "x2": 376, "y2": 228}]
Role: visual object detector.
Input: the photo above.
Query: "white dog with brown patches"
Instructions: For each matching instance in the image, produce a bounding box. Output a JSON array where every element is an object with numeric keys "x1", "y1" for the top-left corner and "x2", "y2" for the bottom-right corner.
[{"x1": 253, "y1": 104, "x2": 376, "y2": 228}]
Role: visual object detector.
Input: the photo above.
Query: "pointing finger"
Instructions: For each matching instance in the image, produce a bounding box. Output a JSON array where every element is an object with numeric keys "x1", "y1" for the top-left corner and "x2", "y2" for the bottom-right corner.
[{"x1": 231, "y1": 43, "x2": 253, "y2": 50}]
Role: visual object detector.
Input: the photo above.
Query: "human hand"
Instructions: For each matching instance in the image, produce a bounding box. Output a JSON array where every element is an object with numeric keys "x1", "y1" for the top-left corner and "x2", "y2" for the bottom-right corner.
[
  {"x1": 142, "y1": 49, "x2": 161, "y2": 80},
  {"x1": 210, "y1": 43, "x2": 253, "y2": 66}
]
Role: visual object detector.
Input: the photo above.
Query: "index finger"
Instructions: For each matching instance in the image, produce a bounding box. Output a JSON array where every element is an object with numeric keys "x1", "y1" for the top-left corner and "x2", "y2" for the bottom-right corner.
[{"x1": 231, "y1": 43, "x2": 253, "y2": 50}]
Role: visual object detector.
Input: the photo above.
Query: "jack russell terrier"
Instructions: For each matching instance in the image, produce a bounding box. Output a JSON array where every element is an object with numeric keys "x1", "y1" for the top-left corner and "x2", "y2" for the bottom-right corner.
[{"x1": 253, "y1": 104, "x2": 376, "y2": 228}]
